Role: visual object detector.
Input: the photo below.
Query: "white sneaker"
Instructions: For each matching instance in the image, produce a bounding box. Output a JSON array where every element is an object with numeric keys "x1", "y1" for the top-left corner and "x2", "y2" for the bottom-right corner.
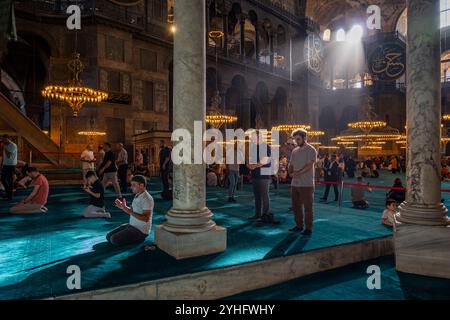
[{"x1": 41, "y1": 206, "x2": 48, "y2": 213}]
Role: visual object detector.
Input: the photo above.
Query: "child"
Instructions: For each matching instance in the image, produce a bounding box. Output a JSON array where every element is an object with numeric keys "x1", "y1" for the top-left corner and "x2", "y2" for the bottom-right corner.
[
  {"x1": 82, "y1": 171, "x2": 111, "y2": 219},
  {"x1": 381, "y1": 199, "x2": 397, "y2": 227}
]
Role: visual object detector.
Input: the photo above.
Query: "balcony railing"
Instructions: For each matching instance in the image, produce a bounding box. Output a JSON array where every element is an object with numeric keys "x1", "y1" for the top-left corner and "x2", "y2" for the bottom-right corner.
[{"x1": 14, "y1": 0, "x2": 145, "y2": 30}]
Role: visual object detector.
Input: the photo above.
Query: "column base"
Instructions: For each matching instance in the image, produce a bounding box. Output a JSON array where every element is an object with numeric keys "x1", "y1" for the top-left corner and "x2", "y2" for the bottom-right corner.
[
  {"x1": 155, "y1": 225, "x2": 227, "y2": 260},
  {"x1": 394, "y1": 221, "x2": 450, "y2": 279}
]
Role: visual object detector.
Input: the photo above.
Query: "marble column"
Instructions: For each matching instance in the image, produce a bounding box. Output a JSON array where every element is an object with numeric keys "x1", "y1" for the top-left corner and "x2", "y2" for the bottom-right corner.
[
  {"x1": 154, "y1": 0, "x2": 226, "y2": 260},
  {"x1": 395, "y1": 0, "x2": 450, "y2": 279}
]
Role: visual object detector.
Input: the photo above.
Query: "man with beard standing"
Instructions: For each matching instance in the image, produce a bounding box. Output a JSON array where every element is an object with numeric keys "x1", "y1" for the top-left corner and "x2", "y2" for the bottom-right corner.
[{"x1": 288, "y1": 129, "x2": 317, "y2": 235}]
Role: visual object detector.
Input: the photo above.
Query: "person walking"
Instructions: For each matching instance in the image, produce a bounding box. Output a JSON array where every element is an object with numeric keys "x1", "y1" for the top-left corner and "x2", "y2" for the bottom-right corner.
[
  {"x1": 116, "y1": 143, "x2": 129, "y2": 194},
  {"x1": 227, "y1": 144, "x2": 244, "y2": 202},
  {"x1": 98, "y1": 142, "x2": 121, "y2": 199},
  {"x1": 80, "y1": 144, "x2": 96, "y2": 187},
  {"x1": 288, "y1": 129, "x2": 317, "y2": 235}
]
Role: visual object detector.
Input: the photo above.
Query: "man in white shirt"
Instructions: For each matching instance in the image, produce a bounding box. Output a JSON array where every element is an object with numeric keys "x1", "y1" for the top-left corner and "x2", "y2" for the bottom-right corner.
[
  {"x1": 288, "y1": 129, "x2": 318, "y2": 235},
  {"x1": 107, "y1": 175, "x2": 154, "y2": 246},
  {"x1": 1, "y1": 134, "x2": 17, "y2": 200},
  {"x1": 80, "y1": 144, "x2": 96, "y2": 187}
]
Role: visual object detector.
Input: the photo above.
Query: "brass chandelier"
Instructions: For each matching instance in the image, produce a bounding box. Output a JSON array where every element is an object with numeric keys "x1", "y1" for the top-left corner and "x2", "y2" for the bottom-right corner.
[{"x1": 42, "y1": 53, "x2": 108, "y2": 117}]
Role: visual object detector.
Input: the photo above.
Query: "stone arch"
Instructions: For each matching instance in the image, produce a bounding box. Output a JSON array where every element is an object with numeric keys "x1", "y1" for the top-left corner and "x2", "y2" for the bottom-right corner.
[
  {"x1": 226, "y1": 75, "x2": 249, "y2": 129},
  {"x1": 2, "y1": 32, "x2": 52, "y2": 129},
  {"x1": 250, "y1": 81, "x2": 270, "y2": 128},
  {"x1": 271, "y1": 87, "x2": 287, "y2": 126},
  {"x1": 319, "y1": 106, "x2": 337, "y2": 132}
]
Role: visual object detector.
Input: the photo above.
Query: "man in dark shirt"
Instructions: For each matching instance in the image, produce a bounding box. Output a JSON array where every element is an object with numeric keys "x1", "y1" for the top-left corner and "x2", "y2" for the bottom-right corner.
[
  {"x1": 97, "y1": 142, "x2": 122, "y2": 199},
  {"x1": 159, "y1": 140, "x2": 172, "y2": 200},
  {"x1": 321, "y1": 154, "x2": 340, "y2": 202},
  {"x1": 82, "y1": 171, "x2": 111, "y2": 218},
  {"x1": 247, "y1": 133, "x2": 279, "y2": 224}
]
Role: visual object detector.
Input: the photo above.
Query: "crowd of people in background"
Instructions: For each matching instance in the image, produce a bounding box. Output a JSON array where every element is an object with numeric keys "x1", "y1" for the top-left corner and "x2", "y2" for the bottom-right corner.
[{"x1": 4, "y1": 128, "x2": 445, "y2": 246}]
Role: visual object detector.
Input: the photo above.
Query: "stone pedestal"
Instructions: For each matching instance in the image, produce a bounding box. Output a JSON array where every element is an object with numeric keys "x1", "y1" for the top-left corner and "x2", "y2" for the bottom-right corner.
[
  {"x1": 154, "y1": 0, "x2": 226, "y2": 259},
  {"x1": 395, "y1": 222, "x2": 450, "y2": 279},
  {"x1": 395, "y1": 0, "x2": 450, "y2": 278},
  {"x1": 155, "y1": 225, "x2": 227, "y2": 260}
]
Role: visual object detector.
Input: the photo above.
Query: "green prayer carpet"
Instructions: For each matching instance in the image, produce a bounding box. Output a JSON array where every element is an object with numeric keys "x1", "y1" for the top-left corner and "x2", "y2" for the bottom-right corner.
[{"x1": 0, "y1": 171, "x2": 446, "y2": 300}]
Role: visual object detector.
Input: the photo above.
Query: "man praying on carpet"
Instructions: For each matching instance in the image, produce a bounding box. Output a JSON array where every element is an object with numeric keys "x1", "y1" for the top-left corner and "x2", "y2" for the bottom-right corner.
[
  {"x1": 82, "y1": 171, "x2": 111, "y2": 219},
  {"x1": 107, "y1": 175, "x2": 154, "y2": 246},
  {"x1": 10, "y1": 167, "x2": 49, "y2": 214}
]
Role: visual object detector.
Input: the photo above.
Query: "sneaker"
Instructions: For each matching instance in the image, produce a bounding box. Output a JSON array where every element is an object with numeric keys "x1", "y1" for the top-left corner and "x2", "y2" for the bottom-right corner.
[
  {"x1": 289, "y1": 226, "x2": 303, "y2": 232},
  {"x1": 301, "y1": 230, "x2": 313, "y2": 236},
  {"x1": 105, "y1": 212, "x2": 112, "y2": 219},
  {"x1": 41, "y1": 206, "x2": 48, "y2": 213}
]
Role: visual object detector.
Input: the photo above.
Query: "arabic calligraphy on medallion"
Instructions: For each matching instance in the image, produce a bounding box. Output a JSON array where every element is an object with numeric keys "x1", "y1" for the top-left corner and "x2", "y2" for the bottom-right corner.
[
  {"x1": 304, "y1": 33, "x2": 323, "y2": 75},
  {"x1": 369, "y1": 43, "x2": 405, "y2": 81}
]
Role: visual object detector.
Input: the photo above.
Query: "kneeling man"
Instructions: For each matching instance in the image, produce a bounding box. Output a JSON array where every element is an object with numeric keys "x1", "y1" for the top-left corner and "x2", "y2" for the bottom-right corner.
[
  {"x1": 10, "y1": 167, "x2": 49, "y2": 214},
  {"x1": 107, "y1": 175, "x2": 154, "y2": 246},
  {"x1": 82, "y1": 171, "x2": 111, "y2": 218}
]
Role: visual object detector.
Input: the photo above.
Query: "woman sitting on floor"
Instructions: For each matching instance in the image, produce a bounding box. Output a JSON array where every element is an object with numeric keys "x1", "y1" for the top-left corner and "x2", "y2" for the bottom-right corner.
[{"x1": 386, "y1": 178, "x2": 406, "y2": 203}]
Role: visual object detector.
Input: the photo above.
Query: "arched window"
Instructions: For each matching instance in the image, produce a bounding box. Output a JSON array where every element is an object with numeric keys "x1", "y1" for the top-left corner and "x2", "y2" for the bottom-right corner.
[
  {"x1": 336, "y1": 29, "x2": 346, "y2": 42},
  {"x1": 442, "y1": 0, "x2": 450, "y2": 28},
  {"x1": 441, "y1": 51, "x2": 450, "y2": 83},
  {"x1": 322, "y1": 29, "x2": 331, "y2": 42}
]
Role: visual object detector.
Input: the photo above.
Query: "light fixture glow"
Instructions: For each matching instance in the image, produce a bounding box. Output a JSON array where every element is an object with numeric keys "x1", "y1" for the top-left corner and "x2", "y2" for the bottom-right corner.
[{"x1": 347, "y1": 25, "x2": 363, "y2": 42}]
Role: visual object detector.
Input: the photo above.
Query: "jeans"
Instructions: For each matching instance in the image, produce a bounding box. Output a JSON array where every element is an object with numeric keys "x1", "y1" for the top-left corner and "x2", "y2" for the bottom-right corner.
[
  {"x1": 106, "y1": 224, "x2": 147, "y2": 246},
  {"x1": 1, "y1": 165, "x2": 15, "y2": 200},
  {"x1": 252, "y1": 179, "x2": 271, "y2": 217},
  {"x1": 323, "y1": 182, "x2": 339, "y2": 201},
  {"x1": 228, "y1": 171, "x2": 239, "y2": 198}
]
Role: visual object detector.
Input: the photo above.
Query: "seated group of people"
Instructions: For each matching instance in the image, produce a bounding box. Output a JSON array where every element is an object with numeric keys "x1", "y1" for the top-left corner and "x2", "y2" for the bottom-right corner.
[{"x1": 7, "y1": 167, "x2": 154, "y2": 247}]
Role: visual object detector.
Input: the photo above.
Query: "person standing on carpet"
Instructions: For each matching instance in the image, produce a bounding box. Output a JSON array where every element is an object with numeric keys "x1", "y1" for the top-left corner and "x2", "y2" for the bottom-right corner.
[
  {"x1": 321, "y1": 154, "x2": 339, "y2": 202},
  {"x1": 159, "y1": 140, "x2": 173, "y2": 200},
  {"x1": 82, "y1": 171, "x2": 111, "y2": 219},
  {"x1": 116, "y1": 143, "x2": 129, "y2": 194},
  {"x1": 80, "y1": 144, "x2": 96, "y2": 188},
  {"x1": 96, "y1": 145, "x2": 105, "y2": 177},
  {"x1": 10, "y1": 167, "x2": 49, "y2": 214},
  {"x1": 227, "y1": 143, "x2": 243, "y2": 202},
  {"x1": 98, "y1": 142, "x2": 122, "y2": 199},
  {"x1": 107, "y1": 175, "x2": 154, "y2": 246},
  {"x1": 247, "y1": 132, "x2": 279, "y2": 224},
  {"x1": 1, "y1": 134, "x2": 17, "y2": 201},
  {"x1": 288, "y1": 129, "x2": 317, "y2": 235}
]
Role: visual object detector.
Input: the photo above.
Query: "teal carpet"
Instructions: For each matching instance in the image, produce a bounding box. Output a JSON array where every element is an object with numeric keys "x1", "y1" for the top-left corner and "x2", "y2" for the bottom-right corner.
[
  {"x1": 226, "y1": 256, "x2": 450, "y2": 300},
  {"x1": 0, "y1": 171, "x2": 444, "y2": 300}
]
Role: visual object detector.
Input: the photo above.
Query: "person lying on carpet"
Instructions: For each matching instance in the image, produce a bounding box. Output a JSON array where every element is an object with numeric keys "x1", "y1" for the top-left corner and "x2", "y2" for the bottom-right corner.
[
  {"x1": 82, "y1": 171, "x2": 111, "y2": 219},
  {"x1": 10, "y1": 167, "x2": 49, "y2": 214},
  {"x1": 107, "y1": 175, "x2": 154, "y2": 246},
  {"x1": 381, "y1": 199, "x2": 398, "y2": 228}
]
